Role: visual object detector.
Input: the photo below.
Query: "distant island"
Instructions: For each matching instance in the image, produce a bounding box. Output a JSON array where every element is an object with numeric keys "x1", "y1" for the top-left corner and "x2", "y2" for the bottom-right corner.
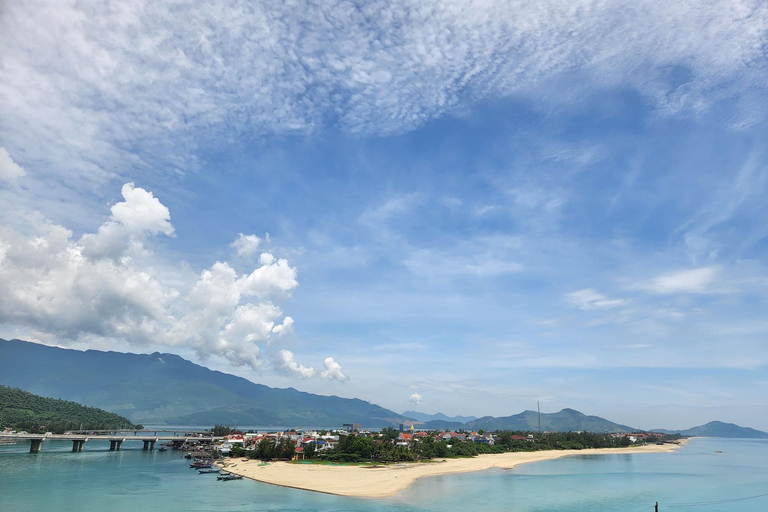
[{"x1": 0, "y1": 386, "x2": 139, "y2": 434}]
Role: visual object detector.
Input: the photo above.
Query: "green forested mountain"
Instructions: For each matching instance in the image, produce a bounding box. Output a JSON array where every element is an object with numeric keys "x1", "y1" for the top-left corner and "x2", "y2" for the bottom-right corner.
[
  {"x1": 0, "y1": 386, "x2": 138, "y2": 433},
  {"x1": 0, "y1": 339, "x2": 407, "y2": 427},
  {"x1": 653, "y1": 421, "x2": 768, "y2": 438},
  {"x1": 433, "y1": 408, "x2": 636, "y2": 433}
]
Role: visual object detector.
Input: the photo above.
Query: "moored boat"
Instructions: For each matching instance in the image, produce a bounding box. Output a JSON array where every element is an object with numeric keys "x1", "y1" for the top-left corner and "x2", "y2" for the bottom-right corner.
[{"x1": 217, "y1": 474, "x2": 243, "y2": 481}]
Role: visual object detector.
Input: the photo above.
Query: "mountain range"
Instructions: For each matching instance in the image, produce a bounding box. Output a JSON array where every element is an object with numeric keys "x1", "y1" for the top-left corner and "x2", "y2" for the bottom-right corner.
[
  {"x1": 0, "y1": 339, "x2": 406, "y2": 427},
  {"x1": 2, "y1": 339, "x2": 766, "y2": 437},
  {"x1": 402, "y1": 410, "x2": 478, "y2": 424},
  {"x1": 651, "y1": 421, "x2": 768, "y2": 439}
]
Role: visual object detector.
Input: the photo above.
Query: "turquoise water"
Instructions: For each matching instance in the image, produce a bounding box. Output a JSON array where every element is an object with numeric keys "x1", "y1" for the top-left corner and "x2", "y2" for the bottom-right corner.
[{"x1": 1, "y1": 438, "x2": 766, "y2": 511}]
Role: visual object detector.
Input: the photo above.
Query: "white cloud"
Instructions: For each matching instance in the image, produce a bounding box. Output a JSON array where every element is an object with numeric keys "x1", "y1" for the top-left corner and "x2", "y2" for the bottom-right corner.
[
  {"x1": 231, "y1": 233, "x2": 262, "y2": 257},
  {"x1": 0, "y1": 183, "x2": 339, "y2": 378},
  {"x1": 642, "y1": 267, "x2": 718, "y2": 294},
  {"x1": 567, "y1": 289, "x2": 625, "y2": 310},
  {"x1": 111, "y1": 183, "x2": 174, "y2": 236},
  {"x1": 279, "y1": 350, "x2": 316, "y2": 378},
  {"x1": 3, "y1": 0, "x2": 764, "y2": 201},
  {"x1": 238, "y1": 255, "x2": 298, "y2": 299},
  {"x1": 320, "y1": 357, "x2": 348, "y2": 382},
  {"x1": 271, "y1": 316, "x2": 294, "y2": 337},
  {"x1": 0, "y1": 148, "x2": 25, "y2": 181},
  {"x1": 408, "y1": 392, "x2": 423, "y2": 406}
]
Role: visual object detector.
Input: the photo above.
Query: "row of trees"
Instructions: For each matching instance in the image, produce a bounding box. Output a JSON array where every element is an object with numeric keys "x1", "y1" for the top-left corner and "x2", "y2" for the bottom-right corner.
[
  {"x1": 310, "y1": 430, "x2": 667, "y2": 463},
  {"x1": 222, "y1": 429, "x2": 682, "y2": 463},
  {"x1": 230, "y1": 438, "x2": 297, "y2": 461}
]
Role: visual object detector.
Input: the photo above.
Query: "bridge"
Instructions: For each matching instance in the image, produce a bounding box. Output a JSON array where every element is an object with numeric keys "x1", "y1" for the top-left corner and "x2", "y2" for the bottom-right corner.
[{"x1": 0, "y1": 431, "x2": 224, "y2": 453}]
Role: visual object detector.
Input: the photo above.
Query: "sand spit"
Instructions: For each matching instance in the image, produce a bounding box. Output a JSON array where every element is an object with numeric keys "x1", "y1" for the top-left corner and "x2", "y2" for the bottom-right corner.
[{"x1": 218, "y1": 440, "x2": 689, "y2": 498}]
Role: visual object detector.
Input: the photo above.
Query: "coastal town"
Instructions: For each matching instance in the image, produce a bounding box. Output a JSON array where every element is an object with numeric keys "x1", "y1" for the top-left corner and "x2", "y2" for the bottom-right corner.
[
  {"x1": 199, "y1": 425, "x2": 688, "y2": 497},
  {"x1": 213, "y1": 424, "x2": 680, "y2": 463}
]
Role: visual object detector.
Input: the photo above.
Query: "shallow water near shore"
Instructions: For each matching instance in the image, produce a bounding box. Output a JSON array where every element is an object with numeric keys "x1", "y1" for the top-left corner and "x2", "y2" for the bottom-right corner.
[{"x1": 1, "y1": 437, "x2": 766, "y2": 511}]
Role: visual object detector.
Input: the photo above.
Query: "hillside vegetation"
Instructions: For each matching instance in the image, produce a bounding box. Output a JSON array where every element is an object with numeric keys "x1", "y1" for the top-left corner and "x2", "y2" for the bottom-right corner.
[
  {"x1": 0, "y1": 338, "x2": 407, "y2": 427},
  {"x1": 0, "y1": 385, "x2": 139, "y2": 433}
]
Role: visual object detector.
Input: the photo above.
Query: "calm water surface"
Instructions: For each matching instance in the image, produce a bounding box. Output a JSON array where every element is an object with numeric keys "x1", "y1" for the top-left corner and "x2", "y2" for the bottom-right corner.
[{"x1": 1, "y1": 438, "x2": 766, "y2": 511}]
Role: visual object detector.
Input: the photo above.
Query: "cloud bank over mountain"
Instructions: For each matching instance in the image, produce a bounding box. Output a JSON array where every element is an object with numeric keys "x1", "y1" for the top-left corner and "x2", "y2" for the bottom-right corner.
[{"x1": 0, "y1": 183, "x2": 341, "y2": 380}]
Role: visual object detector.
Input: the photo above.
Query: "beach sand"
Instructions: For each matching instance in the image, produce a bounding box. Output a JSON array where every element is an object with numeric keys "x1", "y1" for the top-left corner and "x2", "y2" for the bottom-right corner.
[{"x1": 217, "y1": 440, "x2": 689, "y2": 498}]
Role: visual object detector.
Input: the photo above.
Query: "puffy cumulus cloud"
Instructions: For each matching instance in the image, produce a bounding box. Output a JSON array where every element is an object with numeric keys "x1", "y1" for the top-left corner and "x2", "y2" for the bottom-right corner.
[
  {"x1": 408, "y1": 392, "x2": 423, "y2": 406},
  {"x1": 271, "y1": 316, "x2": 294, "y2": 337},
  {"x1": 111, "y1": 183, "x2": 174, "y2": 237},
  {"x1": 320, "y1": 357, "x2": 348, "y2": 382},
  {"x1": 0, "y1": 183, "x2": 342, "y2": 379},
  {"x1": 0, "y1": 148, "x2": 25, "y2": 181},
  {"x1": 567, "y1": 289, "x2": 625, "y2": 310},
  {"x1": 231, "y1": 233, "x2": 262, "y2": 257},
  {"x1": 2, "y1": 1, "x2": 766, "y2": 195},
  {"x1": 279, "y1": 350, "x2": 316, "y2": 378},
  {"x1": 238, "y1": 255, "x2": 298, "y2": 299}
]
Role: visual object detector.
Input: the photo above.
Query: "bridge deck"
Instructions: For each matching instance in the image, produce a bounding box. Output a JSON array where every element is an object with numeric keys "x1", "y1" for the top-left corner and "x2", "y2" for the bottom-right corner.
[{"x1": 0, "y1": 433, "x2": 223, "y2": 442}]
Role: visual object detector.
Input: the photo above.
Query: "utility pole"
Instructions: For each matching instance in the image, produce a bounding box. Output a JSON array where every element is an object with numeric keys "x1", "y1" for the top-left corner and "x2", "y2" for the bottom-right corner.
[{"x1": 537, "y1": 401, "x2": 541, "y2": 433}]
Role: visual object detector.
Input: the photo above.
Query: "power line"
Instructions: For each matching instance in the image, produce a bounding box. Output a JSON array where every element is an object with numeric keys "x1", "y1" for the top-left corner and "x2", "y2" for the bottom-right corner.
[{"x1": 663, "y1": 491, "x2": 768, "y2": 507}]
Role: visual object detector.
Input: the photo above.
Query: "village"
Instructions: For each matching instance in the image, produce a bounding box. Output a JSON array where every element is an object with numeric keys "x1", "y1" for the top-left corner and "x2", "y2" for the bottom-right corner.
[{"x1": 215, "y1": 424, "x2": 676, "y2": 462}]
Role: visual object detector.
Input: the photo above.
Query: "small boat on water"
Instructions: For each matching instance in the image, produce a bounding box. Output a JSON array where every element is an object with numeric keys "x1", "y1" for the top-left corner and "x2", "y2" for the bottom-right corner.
[
  {"x1": 198, "y1": 468, "x2": 221, "y2": 474},
  {"x1": 217, "y1": 474, "x2": 243, "y2": 481},
  {"x1": 715, "y1": 450, "x2": 723, "y2": 453},
  {"x1": 159, "y1": 446, "x2": 168, "y2": 452}
]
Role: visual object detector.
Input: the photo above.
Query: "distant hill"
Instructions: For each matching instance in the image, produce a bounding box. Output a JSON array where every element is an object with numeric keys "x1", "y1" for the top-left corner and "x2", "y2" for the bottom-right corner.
[
  {"x1": 403, "y1": 410, "x2": 478, "y2": 424},
  {"x1": 465, "y1": 408, "x2": 635, "y2": 433},
  {"x1": 0, "y1": 385, "x2": 137, "y2": 433},
  {"x1": 0, "y1": 339, "x2": 408, "y2": 427},
  {"x1": 652, "y1": 421, "x2": 768, "y2": 438},
  {"x1": 423, "y1": 419, "x2": 468, "y2": 430}
]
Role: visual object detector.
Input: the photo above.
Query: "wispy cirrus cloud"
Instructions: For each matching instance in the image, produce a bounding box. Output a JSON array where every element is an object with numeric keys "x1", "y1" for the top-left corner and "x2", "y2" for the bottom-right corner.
[
  {"x1": 0, "y1": 148, "x2": 25, "y2": 181},
  {"x1": 1, "y1": 1, "x2": 766, "y2": 206},
  {"x1": 639, "y1": 267, "x2": 719, "y2": 294},
  {"x1": 567, "y1": 289, "x2": 625, "y2": 310}
]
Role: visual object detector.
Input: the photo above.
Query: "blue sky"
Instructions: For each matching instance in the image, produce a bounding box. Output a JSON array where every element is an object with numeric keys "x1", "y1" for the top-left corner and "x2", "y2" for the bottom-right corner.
[{"x1": 1, "y1": 1, "x2": 767, "y2": 430}]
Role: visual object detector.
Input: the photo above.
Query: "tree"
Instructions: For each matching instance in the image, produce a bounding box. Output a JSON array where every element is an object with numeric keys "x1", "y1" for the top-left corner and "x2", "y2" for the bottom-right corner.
[
  {"x1": 303, "y1": 442, "x2": 316, "y2": 459},
  {"x1": 212, "y1": 424, "x2": 232, "y2": 436}
]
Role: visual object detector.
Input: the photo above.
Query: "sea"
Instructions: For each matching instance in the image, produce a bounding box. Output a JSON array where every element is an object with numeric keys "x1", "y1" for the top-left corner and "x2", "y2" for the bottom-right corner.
[{"x1": 1, "y1": 437, "x2": 766, "y2": 512}]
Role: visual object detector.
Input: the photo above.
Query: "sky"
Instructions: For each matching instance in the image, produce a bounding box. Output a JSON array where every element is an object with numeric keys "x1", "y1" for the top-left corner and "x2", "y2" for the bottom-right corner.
[{"x1": 1, "y1": 1, "x2": 767, "y2": 431}]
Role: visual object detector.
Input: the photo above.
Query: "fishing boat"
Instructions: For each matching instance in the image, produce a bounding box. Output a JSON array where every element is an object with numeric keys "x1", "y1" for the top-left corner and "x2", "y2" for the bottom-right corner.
[
  {"x1": 198, "y1": 468, "x2": 221, "y2": 474},
  {"x1": 217, "y1": 474, "x2": 243, "y2": 481}
]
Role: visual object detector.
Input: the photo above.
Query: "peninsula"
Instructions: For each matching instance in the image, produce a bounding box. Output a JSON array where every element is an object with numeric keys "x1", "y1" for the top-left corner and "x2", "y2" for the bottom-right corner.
[{"x1": 218, "y1": 441, "x2": 688, "y2": 498}]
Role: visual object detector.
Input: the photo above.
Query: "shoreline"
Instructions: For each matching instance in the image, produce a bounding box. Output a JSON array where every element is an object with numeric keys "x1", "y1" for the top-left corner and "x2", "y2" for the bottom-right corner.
[{"x1": 218, "y1": 439, "x2": 691, "y2": 498}]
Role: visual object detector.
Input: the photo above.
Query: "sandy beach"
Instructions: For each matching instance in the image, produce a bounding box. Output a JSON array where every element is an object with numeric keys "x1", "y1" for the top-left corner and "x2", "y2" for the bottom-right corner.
[{"x1": 217, "y1": 440, "x2": 689, "y2": 498}]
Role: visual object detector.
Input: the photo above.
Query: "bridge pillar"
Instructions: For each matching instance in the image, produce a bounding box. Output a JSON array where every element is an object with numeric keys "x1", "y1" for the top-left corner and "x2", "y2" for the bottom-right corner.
[
  {"x1": 143, "y1": 440, "x2": 150, "y2": 450},
  {"x1": 116, "y1": 439, "x2": 124, "y2": 450},
  {"x1": 109, "y1": 440, "x2": 117, "y2": 451},
  {"x1": 29, "y1": 439, "x2": 43, "y2": 453},
  {"x1": 72, "y1": 440, "x2": 85, "y2": 452}
]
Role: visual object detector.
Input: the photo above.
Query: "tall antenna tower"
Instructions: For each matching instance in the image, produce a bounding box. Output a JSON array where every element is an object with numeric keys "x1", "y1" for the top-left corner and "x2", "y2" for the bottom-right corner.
[{"x1": 537, "y1": 401, "x2": 541, "y2": 433}]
